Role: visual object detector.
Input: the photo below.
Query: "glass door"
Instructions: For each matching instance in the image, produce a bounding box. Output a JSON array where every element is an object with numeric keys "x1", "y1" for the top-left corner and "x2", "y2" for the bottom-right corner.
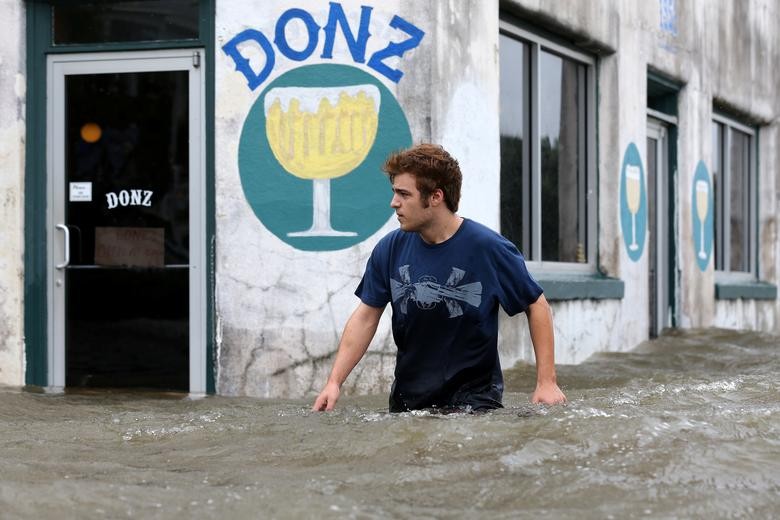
[
  {"x1": 47, "y1": 51, "x2": 206, "y2": 393},
  {"x1": 647, "y1": 119, "x2": 669, "y2": 338}
]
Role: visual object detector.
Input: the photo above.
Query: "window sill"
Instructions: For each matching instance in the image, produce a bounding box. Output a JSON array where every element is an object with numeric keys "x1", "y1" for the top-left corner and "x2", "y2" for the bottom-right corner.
[
  {"x1": 715, "y1": 280, "x2": 777, "y2": 300},
  {"x1": 534, "y1": 273, "x2": 625, "y2": 301}
]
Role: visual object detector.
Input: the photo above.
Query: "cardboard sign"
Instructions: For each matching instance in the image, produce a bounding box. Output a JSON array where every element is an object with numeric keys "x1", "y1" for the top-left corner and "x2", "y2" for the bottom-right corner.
[{"x1": 94, "y1": 227, "x2": 165, "y2": 267}]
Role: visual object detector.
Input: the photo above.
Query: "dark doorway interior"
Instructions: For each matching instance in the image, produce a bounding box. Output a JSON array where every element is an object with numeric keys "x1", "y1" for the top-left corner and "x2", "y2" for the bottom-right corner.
[{"x1": 64, "y1": 70, "x2": 190, "y2": 390}]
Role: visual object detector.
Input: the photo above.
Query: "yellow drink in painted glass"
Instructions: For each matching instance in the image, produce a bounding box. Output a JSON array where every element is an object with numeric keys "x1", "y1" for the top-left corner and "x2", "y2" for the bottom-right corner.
[
  {"x1": 626, "y1": 166, "x2": 641, "y2": 214},
  {"x1": 625, "y1": 165, "x2": 641, "y2": 251},
  {"x1": 696, "y1": 180, "x2": 709, "y2": 258},
  {"x1": 265, "y1": 85, "x2": 380, "y2": 179},
  {"x1": 696, "y1": 181, "x2": 709, "y2": 222},
  {"x1": 263, "y1": 85, "x2": 380, "y2": 237}
]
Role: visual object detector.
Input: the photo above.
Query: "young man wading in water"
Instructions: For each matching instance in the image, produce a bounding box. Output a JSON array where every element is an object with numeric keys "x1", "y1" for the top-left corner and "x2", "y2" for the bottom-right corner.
[{"x1": 313, "y1": 144, "x2": 566, "y2": 412}]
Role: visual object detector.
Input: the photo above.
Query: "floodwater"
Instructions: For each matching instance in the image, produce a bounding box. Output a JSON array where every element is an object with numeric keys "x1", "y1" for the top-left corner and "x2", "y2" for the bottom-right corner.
[{"x1": 1, "y1": 329, "x2": 779, "y2": 519}]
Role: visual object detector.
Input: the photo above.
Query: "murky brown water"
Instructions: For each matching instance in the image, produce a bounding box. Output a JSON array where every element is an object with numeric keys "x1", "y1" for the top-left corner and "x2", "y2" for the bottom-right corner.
[{"x1": 1, "y1": 329, "x2": 779, "y2": 519}]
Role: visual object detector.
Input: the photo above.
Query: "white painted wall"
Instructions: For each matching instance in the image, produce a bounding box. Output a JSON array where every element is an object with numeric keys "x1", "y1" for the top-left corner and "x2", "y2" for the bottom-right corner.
[
  {"x1": 214, "y1": 0, "x2": 431, "y2": 397},
  {"x1": 213, "y1": 0, "x2": 780, "y2": 398},
  {"x1": 0, "y1": 0, "x2": 25, "y2": 386}
]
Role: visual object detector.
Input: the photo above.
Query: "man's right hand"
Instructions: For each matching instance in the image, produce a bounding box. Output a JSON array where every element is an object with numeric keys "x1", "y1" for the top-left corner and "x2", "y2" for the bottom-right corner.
[
  {"x1": 310, "y1": 303, "x2": 384, "y2": 412},
  {"x1": 312, "y1": 381, "x2": 341, "y2": 411}
]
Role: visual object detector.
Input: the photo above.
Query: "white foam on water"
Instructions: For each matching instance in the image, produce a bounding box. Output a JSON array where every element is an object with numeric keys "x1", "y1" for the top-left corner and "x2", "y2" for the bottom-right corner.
[
  {"x1": 572, "y1": 407, "x2": 613, "y2": 418},
  {"x1": 664, "y1": 378, "x2": 743, "y2": 395},
  {"x1": 359, "y1": 412, "x2": 388, "y2": 422}
]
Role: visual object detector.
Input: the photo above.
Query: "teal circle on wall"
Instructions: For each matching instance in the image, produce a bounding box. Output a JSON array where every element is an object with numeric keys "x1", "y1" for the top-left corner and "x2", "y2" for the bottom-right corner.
[
  {"x1": 619, "y1": 142, "x2": 647, "y2": 262},
  {"x1": 691, "y1": 161, "x2": 713, "y2": 271},
  {"x1": 238, "y1": 64, "x2": 412, "y2": 251}
]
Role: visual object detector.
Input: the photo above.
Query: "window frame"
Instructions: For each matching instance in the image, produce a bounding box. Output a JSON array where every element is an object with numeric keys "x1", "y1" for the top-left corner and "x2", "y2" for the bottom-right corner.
[
  {"x1": 711, "y1": 112, "x2": 758, "y2": 281},
  {"x1": 499, "y1": 19, "x2": 597, "y2": 274}
]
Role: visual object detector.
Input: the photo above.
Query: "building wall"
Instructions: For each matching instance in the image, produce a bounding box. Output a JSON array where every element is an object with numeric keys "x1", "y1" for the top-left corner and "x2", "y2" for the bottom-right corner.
[
  {"x1": 214, "y1": 0, "x2": 522, "y2": 397},
  {"x1": 698, "y1": 0, "x2": 778, "y2": 330},
  {"x1": 0, "y1": 0, "x2": 26, "y2": 386},
  {"x1": 212, "y1": 0, "x2": 780, "y2": 398},
  {"x1": 3, "y1": 0, "x2": 777, "y2": 392},
  {"x1": 214, "y1": 0, "x2": 427, "y2": 396}
]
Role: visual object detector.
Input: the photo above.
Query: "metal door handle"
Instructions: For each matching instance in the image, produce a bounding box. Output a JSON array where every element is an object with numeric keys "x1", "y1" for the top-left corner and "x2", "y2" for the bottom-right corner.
[{"x1": 56, "y1": 224, "x2": 70, "y2": 269}]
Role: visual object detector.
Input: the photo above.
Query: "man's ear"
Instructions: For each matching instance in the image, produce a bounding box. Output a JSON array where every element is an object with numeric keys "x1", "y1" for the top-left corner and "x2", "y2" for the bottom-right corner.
[{"x1": 430, "y1": 188, "x2": 445, "y2": 206}]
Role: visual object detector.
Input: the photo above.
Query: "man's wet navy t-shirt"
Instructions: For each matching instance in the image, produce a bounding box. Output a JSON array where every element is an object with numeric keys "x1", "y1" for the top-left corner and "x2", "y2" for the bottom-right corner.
[{"x1": 355, "y1": 219, "x2": 543, "y2": 412}]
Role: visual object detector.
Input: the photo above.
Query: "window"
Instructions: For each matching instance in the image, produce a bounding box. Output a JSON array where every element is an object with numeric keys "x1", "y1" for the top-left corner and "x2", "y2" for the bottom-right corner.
[
  {"x1": 499, "y1": 21, "x2": 595, "y2": 269},
  {"x1": 712, "y1": 114, "x2": 756, "y2": 276},
  {"x1": 52, "y1": 0, "x2": 200, "y2": 45}
]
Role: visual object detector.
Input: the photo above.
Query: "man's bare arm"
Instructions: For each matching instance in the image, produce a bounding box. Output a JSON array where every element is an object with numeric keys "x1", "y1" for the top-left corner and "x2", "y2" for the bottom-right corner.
[
  {"x1": 525, "y1": 293, "x2": 567, "y2": 404},
  {"x1": 312, "y1": 302, "x2": 385, "y2": 411}
]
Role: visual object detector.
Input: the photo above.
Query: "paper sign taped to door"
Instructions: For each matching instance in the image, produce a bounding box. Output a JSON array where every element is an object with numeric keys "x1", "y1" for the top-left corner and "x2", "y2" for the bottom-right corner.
[
  {"x1": 69, "y1": 182, "x2": 93, "y2": 202},
  {"x1": 94, "y1": 227, "x2": 165, "y2": 267}
]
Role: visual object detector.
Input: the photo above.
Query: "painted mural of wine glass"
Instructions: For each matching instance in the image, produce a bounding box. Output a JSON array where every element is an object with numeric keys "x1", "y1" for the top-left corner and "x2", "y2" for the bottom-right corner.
[
  {"x1": 625, "y1": 165, "x2": 641, "y2": 251},
  {"x1": 264, "y1": 85, "x2": 381, "y2": 237},
  {"x1": 696, "y1": 179, "x2": 709, "y2": 259}
]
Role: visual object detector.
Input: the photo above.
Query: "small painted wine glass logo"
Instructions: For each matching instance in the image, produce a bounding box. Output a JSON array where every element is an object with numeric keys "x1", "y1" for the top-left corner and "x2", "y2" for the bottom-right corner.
[
  {"x1": 264, "y1": 85, "x2": 381, "y2": 237},
  {"x1": 696, "y1": 180, "x2": 709, "y2": 260},
  {"x1": 625, "y1": 165, "x2": 641, "y2": 251}
]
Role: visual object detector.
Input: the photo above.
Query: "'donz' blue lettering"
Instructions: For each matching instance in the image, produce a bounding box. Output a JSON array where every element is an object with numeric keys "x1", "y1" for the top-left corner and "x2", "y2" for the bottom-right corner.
[
  {"x1": 274, "y1": 8, "x2": 321, "y2": 62},
  {"x1": 222, "y1": 29, "x2": 276, "y2": 90},
  {"x1": 222, "y1": 4, "x2": 426, "y2": 90},
  {"x1": 367, "y1": 15, "x2": 425, "y2": 83},
  {"x1": 321, "y1": 2, "x2": 373, "y2": 63}
]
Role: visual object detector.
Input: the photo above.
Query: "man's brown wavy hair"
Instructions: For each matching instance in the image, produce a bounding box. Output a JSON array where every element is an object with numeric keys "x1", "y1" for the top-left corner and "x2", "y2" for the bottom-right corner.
[{"x1": 382, "y1": 143, "x2": 462, "y2": 212}]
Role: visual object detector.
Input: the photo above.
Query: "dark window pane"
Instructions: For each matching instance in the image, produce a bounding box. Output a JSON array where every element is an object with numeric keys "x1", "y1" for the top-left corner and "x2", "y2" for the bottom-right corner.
[
  {"x1": 539, "y1": 51, "x2": 585, "y2": 262},
  {"x1": 64, "y1": 69, "x2": 191, "y2": 391},
  {"x1": 647, "y1": 136, "x2": 657, "y2": 256},
  {"x1": 647, "y1": 136, "x2": 658, "y2": 335},
  {"x1": 53, "y1": 1, "x2": 199, "y2": 45},
  {"x1": 66, "y1": 71, "x2": 190, "y2": 265},
  {"x1": 729, "y1": 129, "x2": 751, "y2": 272},
  {"x1": 499, "y1": 34, "x2": 527, "y2": 254},
  {"x1": 712, "y1": 122, "x2": 723, "y2": 270},
  {"x1": 66, "y1": 269, "x2": 188, "y2": 390}
]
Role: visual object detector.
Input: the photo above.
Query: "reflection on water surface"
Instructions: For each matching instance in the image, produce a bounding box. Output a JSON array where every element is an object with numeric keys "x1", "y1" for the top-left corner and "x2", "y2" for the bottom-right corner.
[{"x1": 1, "y1": 329, "x2": 779, "y2": 519}]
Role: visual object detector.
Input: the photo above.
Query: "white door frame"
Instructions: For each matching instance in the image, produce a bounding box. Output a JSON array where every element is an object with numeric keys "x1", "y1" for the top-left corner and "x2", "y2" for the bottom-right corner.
[{"x1": 46, "y1": 50, "x2": 207, "y2": 393}]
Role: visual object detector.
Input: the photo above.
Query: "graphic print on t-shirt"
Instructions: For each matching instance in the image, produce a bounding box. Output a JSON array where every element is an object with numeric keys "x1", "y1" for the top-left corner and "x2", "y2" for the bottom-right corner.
[{"x1": 390, "y1": 265, "x2": 482, "y2": 318}]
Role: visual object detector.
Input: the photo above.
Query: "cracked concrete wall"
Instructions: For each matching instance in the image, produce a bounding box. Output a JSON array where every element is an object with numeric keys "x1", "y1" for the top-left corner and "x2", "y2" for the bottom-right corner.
[
  {"x1": 213, "y1": 0, "x2": 780, "y2": 398},
  {"x1": 215, "y1": 0, "x2": 436, "y2": 398},
  {"x1": 215, "y1": 0, "x2": 502, "y2": 398},
  {"x1": 0, "y1": 0, "x2": 25, "y2": 386}
]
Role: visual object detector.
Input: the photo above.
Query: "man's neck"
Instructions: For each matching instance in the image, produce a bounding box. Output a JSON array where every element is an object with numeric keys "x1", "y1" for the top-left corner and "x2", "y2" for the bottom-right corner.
[{"x1": 418, "y1": 213, "x2": 464, "y2": 245}]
